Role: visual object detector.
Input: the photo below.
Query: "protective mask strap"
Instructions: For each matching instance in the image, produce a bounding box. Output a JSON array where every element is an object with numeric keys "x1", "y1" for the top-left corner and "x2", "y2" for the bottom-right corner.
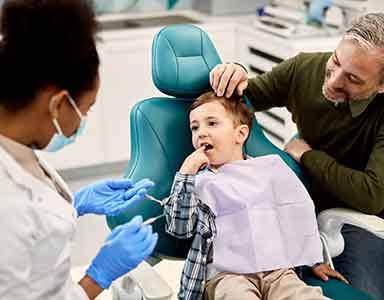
[
  {"x1": 50, "y1": 94, "x2": 83, "y2": 136},
  {"x1": 52, "y1": 118, "x2": 64, "y2": 135},
  {"x1": 67, "y1": 95, "x2": 84, "y2": 120}
]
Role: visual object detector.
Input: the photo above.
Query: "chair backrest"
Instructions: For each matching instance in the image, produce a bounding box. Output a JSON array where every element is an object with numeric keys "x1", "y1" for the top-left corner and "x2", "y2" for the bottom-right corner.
[{"x1": 106, "y1": 24, "x2": 308, "y2": 258}]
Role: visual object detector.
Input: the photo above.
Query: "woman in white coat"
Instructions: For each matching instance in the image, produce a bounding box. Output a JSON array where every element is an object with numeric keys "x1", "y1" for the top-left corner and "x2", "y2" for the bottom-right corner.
[{"x1": 0, "y1": 1, "x2": 158, "y2": 299}]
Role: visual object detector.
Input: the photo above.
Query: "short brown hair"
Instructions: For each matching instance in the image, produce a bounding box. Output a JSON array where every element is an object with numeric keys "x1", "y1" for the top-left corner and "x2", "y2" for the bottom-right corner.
[{"x1": 190, "y1": 91, "x2": 254, "y2": 130}]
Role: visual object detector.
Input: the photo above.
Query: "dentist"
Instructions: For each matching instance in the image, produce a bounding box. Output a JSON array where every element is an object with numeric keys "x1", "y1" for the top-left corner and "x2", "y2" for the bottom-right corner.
[{"x1": 0, "y1": 0, "x2": 157, "y2": 299}]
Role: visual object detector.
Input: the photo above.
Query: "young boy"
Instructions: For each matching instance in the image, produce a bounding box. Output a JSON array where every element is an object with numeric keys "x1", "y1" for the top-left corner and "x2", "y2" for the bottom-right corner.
[{"x1": 164, "y1": 91, "x2": 347, "y2": 300}]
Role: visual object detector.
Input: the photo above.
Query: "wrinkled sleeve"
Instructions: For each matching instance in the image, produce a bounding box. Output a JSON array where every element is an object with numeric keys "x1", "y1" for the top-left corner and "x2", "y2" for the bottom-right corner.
[
  {"x1": 301, "y1": 122, "x2": 384, "y2": 214},
  {"x1": 245, "y1": 54, "x2": 298, "y2": 111},
  {"x1": 64, "y1": 279, "x2": 89, "y2": 300},
  {"x1": 0, "y1": 190, "x2": 37, "y2": 299},
  {"x1": 164, "y1": 172, "x2": 198, "y2": 239},
  {"x1": 0, "y1": 186, "x2": 88, "y2": 300}
]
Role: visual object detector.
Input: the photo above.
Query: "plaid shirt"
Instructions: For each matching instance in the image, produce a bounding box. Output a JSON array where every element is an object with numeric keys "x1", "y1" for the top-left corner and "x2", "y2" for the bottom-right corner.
[{"x1": 164, "y1": 172, "x2": 216, "y2": 300}]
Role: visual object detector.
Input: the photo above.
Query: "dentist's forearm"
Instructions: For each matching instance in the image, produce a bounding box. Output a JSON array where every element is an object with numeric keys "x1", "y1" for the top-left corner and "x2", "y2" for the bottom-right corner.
[{"x1": 79, "y1": 275, "x2": 104, "y2": 300}]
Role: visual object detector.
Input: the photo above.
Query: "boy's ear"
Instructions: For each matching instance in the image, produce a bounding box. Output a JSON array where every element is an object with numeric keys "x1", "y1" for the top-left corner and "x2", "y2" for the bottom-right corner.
[{"x1": 236, "y1": 124, "x2": 249, "y2": 145}]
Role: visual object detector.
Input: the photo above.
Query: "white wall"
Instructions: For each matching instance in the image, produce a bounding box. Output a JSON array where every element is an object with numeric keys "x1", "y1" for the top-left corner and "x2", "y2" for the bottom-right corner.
[{"x1": 367, "y1": 0, "x2": 384, "y2": 12}]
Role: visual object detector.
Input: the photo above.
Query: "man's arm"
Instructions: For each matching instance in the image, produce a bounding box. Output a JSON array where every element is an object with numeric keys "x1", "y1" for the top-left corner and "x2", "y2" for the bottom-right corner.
[
  {"x1": 164, "y1": 172, "x2": 199, "y2": 238},
  {"x1": 300, "y1": 124, "x2": 384, "y2": 214},
  {"x1": 209, "y1": 55, "x2": 299, "y2": 110},
  {"x1": 245, "y1": 55, "x2": 298, "y2": 111}
]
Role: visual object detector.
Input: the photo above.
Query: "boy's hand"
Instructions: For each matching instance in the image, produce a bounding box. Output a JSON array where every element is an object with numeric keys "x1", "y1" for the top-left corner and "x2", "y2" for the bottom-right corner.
[
  {"x1": 179, "y1": 146, "x2": 210, "y2": 175},
  {"x1": 312, "y1": 263, "x2": 349, "y2": 284}
]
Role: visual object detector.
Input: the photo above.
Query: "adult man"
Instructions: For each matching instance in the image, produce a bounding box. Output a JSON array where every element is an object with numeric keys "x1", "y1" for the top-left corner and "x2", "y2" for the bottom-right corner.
[{"x1": 210, "y1": 13, "x2": 384, "y2": 299}]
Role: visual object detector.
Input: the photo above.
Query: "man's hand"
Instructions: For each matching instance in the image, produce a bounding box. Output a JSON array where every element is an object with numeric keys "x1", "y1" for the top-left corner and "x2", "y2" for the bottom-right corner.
[
  {"x1": 284, "y1": 138, "x2": 312, "y2": 163},
  {"x1": 179, "y1": 146, "x2": 210, "y2": 175},
  {"x1": 210, "y1": 63, "x2": 248, "y2": 98},
  {"x1": 312, "y1": 263, "x2": 349, "y2": 284}
]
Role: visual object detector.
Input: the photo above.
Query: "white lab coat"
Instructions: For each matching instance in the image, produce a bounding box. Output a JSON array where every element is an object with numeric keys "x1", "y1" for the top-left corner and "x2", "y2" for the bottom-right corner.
[{"x1": 0, "y1": 145, "x2": 88, "y2": 299}]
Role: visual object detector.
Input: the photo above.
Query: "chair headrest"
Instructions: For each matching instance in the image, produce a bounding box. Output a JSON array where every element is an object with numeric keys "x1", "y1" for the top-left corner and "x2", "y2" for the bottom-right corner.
[{"x1": 152, "y1": 24, "x2": 222, "y2": 98}]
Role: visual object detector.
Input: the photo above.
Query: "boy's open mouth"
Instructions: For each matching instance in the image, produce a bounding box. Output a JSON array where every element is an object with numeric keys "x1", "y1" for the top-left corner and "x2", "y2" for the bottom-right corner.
[{"x1": 202, "y1": 143, "x2": 213, "y2": 151}]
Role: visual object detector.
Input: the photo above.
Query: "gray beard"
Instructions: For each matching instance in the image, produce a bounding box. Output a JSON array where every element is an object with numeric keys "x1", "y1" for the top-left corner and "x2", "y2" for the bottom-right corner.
[
  {"x1": 322, "y1": 84, "x2": 378, "y2": 103},
  {"x1": 322, "y1": 84, "x2": 346, "y2": 103}
]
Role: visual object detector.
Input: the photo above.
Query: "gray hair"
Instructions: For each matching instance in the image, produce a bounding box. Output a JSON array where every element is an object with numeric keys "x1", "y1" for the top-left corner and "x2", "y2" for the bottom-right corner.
[
  {"x1": 345, "y1": 13, "x2": 384, "y2": 51},
  {"x1": 345, "y1": 13, "x2": 384, "y2": 82}
]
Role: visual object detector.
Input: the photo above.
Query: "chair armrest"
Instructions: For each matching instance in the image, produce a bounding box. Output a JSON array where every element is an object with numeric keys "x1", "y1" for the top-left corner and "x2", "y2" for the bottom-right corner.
[
  {"x1": 113, "y1": 261, "x2": 173, "y2": 300},
  {"x1": 317, "y1": 208, "x2": 384, "y2": 258}
]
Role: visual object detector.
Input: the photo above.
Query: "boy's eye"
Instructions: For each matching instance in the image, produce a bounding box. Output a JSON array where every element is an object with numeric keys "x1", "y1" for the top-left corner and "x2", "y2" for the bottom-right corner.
[
  {"x1": 191, "y1": 126, "x2": 198, "y2": 131},
  {"x1": 208, "y1": 121, "x2": 217, "y2": 126}
]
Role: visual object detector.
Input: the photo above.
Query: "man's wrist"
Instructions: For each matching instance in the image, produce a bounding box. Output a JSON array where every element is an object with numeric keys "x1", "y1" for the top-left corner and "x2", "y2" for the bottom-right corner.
[
  {"x1": 311, "y1": 262, "x2": 323, "y2": 269},
  {"x1": 300, "y1": 149, "x2": 313, "y2": 165},
  {"x1": 233, "y1": 62, "x2": 248, "y2": 73}
]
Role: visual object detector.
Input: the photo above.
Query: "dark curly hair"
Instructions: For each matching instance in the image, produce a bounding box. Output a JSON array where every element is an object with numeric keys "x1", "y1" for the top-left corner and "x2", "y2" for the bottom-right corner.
[{"x1": 0, "y1": 0, "x2": 99, "y2": 111}]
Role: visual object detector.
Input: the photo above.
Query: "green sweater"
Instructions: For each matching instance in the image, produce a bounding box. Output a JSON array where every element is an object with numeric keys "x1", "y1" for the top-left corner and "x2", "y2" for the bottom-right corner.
[{"x1": 245, "y1": 52, "x2": 384, "y2": 215}]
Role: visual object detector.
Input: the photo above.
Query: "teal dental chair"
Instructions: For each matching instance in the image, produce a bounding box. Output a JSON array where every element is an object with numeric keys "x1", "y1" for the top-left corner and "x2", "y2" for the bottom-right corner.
[{"x1": 107, "y1": 24, "x2": 376, "y2": 300}]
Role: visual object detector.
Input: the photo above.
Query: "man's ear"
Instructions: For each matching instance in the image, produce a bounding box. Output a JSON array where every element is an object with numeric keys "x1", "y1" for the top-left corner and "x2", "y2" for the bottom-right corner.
[
  {"x1": 378, "y1": 83, "x2": 384, "y2": 94},
  {"x1": 236, "y1": 124, "x2": 250, "y2": 145},
  {"x1": 48, "y1": 90, "x2": 69, "y2": 119}
]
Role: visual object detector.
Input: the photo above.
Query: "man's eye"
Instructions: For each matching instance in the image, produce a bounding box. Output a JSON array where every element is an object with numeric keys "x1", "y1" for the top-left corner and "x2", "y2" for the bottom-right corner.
[
  {"x1": 208, "y1": 121, "x2": 217, "y2": 126},
  {"x1": 348, "y1": 75, "x2": 361, "y2": 84},
  {"x1": 332, "y1": 56, "x2": 339, "y2": 66},
  {"x1": 191, "y1": 126, "x2": 198, "y2": 131}
]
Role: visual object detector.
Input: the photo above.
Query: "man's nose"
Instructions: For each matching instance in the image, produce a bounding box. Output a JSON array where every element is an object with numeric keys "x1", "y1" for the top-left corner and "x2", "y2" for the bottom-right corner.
[{"x1": 328, "y1": 69, "x2": 345, "y2": 89}]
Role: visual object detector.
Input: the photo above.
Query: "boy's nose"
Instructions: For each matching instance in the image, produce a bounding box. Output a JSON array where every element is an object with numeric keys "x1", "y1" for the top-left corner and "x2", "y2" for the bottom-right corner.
[{"x1": 197, "y1": 128, "x2": 208, "y2": 138}]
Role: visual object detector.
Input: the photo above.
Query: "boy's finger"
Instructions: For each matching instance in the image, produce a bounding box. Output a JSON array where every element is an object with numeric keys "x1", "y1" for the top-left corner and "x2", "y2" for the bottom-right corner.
[{"x1": 196, "y1": 145, "x2": 206, "y2": 152}]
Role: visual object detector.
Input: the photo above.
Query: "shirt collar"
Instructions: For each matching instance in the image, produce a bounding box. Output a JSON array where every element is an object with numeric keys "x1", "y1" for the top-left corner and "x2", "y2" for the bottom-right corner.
[
  {"x1": 349, "y1": 93, "x2": 377, "y2": 118},
  {"x1": 0, "y1": 134, "x2": 36, "y2": 165},
  {"x1": 320, "y1": 52, "x2": 377, "y2": 118},
  {"x1": 202, "y1": 155, "x2": 252, "y2": 174}
]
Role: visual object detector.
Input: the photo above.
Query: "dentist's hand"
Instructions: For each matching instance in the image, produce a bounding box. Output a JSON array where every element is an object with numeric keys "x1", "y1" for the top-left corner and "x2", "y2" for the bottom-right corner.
[
  {"x1": 210, "y1": 63, "x2": 248, "y2": 98},
  {"x1": 307, "y1": 0, "x2": 333, "y2": 25},
  {"x1": 74, "y1": 178, "x2": 154, "y2": 217},
  {"x1": 86, "y1": 216, "x2": 158, "y2": 289},
  {"x1": 179, "y1": 146, "x2": 210, "y2": 175}
]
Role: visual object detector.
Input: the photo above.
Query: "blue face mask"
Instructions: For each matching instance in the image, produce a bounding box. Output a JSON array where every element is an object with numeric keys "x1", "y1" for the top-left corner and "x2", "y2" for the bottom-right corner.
[{"x1": 44, "y1": 95, "x2": 87, "y2": 152}]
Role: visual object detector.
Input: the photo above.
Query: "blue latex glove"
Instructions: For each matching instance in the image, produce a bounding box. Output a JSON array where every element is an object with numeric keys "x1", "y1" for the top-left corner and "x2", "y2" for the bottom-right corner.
[
  {"x1": 74, "y1": 178, "x2": 154, "y2": 217},
  {"x1": 307, "y1": 0, "x2": 333, "y2": 25},
  {"x1": 86, "y1": 216, "x2": 158, "y2": 289}
]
